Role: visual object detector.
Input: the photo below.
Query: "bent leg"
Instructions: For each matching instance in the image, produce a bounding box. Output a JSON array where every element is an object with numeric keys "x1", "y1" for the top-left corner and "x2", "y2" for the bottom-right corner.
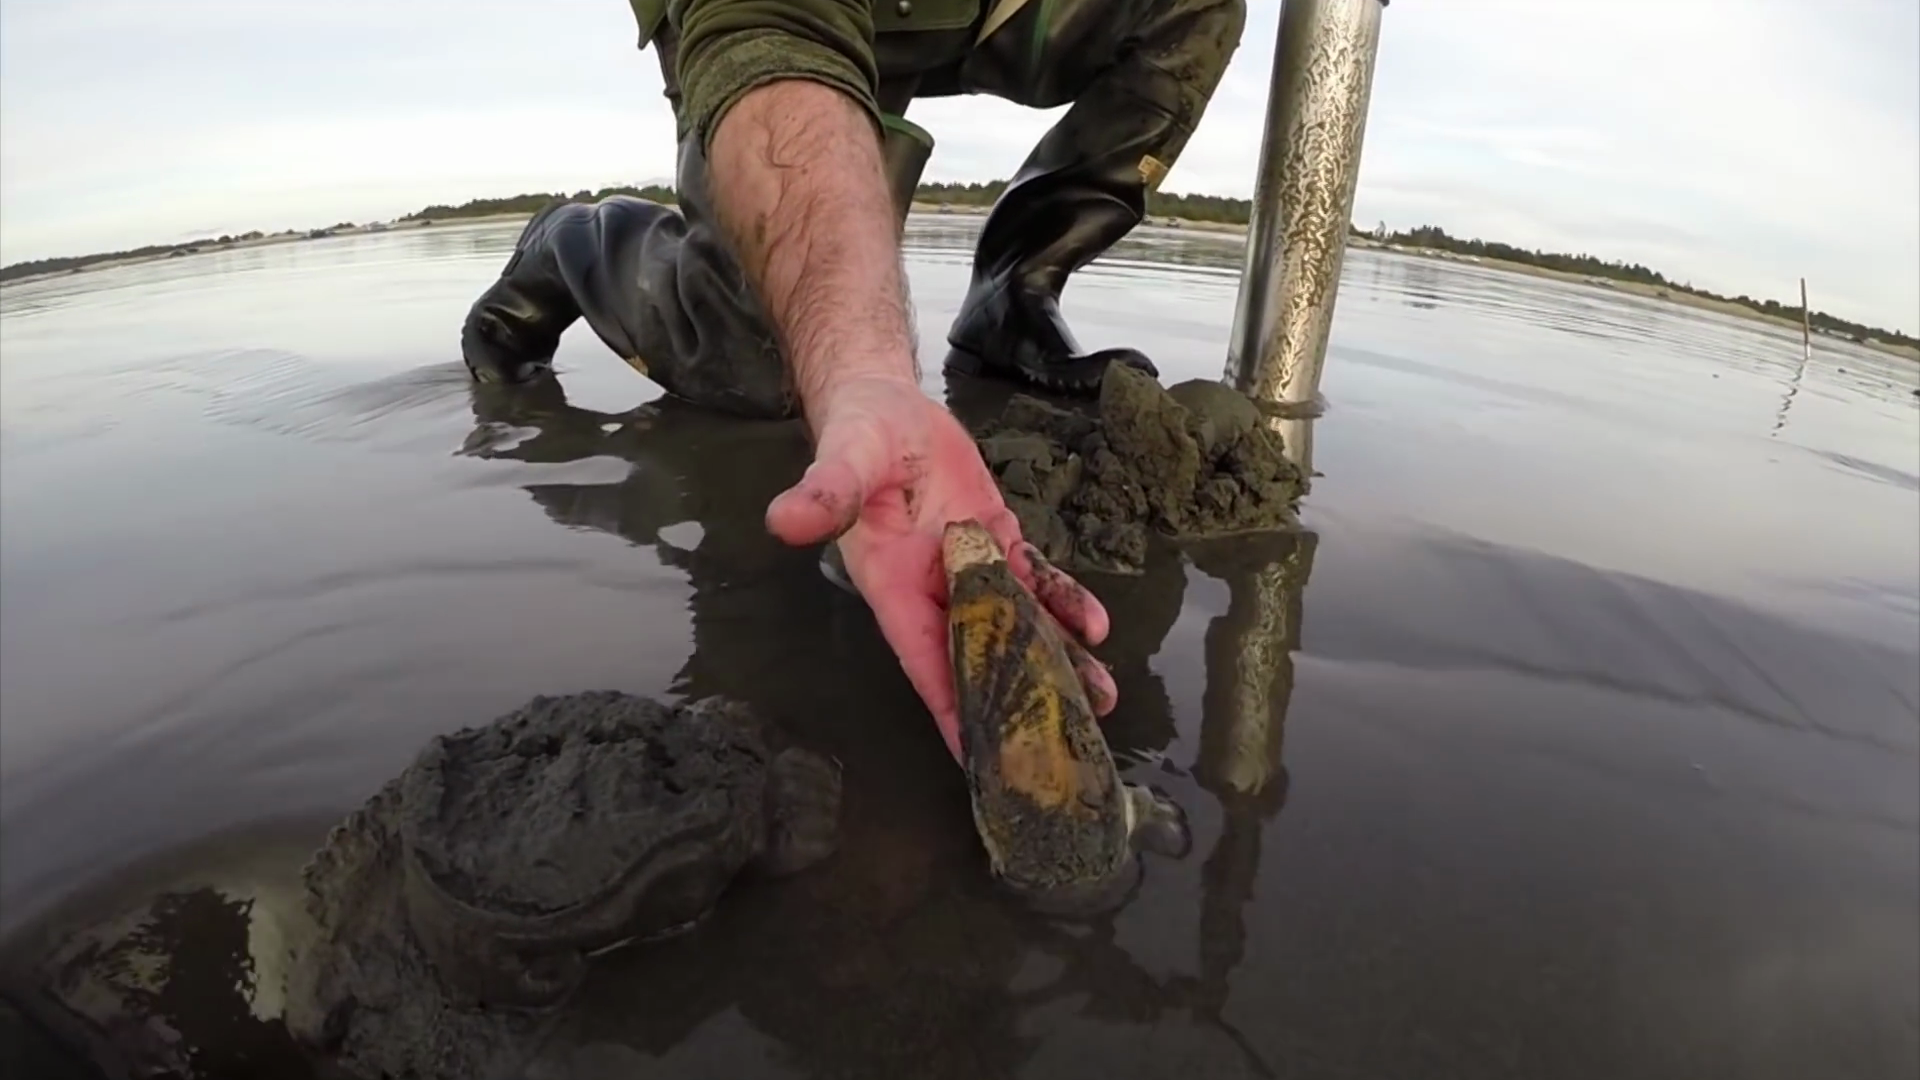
[
  {"x1": 460, "y1": 24, "x2": 934, "y2": 419},
  {"x1": 945, "y1": 0, "x2": 1247, "y2": 393},
  {"x1": 460, "y1": 138, "x2": 796, "y2": 420}
]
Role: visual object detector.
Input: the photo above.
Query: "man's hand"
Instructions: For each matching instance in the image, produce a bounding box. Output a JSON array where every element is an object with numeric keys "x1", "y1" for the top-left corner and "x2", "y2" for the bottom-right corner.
[
  {"x1": 764, "y1": 373, "x2": 1117, "y2": 760},
  {"x1": 702, "y1": 77, "x2": 1117, "y2": 756}
]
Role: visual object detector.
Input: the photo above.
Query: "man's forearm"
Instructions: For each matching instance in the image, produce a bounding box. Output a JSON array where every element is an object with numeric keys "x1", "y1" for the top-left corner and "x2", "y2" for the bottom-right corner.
[{"x1": 706, "y1": 79, "x2": 919, "y2": 431}]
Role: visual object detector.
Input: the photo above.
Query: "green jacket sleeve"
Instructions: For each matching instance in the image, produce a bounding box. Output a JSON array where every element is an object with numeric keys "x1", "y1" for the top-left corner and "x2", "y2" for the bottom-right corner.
[
  {"x1": 673, "y1": 0, "x2": 882, "y2": 151},
  {"x1": 628, "y1": 0, "x2": 669, "y2": 47}
]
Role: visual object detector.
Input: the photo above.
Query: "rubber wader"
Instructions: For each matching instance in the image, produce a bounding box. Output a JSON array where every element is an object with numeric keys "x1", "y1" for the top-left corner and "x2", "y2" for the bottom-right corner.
[
  {"x1": 460, "y1": 0, "x2": 1245, "y2": 412},
  {"x1": 459, "y1": 112, "x2": 932, "y2": 420},
  {"x1": 943, "y1": 0, "x2": 1246, "y2": 392}
]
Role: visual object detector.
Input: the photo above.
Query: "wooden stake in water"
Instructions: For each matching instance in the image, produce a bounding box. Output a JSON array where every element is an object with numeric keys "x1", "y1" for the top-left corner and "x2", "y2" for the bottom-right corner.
[{"x1": 1800, "y1": 277, "x2": 1812, "y2": 362}]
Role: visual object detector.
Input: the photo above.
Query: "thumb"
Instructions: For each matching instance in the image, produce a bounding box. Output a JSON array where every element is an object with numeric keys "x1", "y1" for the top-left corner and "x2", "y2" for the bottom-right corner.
[{"x1": 765, "y1": 421, "x2": 895, "y2": 546}]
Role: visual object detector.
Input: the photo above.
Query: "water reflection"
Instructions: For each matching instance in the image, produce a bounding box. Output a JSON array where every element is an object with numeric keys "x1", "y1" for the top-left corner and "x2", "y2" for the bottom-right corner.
[
  {"x1": 1, "y1": 374, "x2": 1323, "y2": 1080},
  {"x1": 1100, "y1": 228, "x2": 1247, "y2": 274},
  {"x1": 461, "y1": 377, "x2": 1322, "y2": 1078},
  {"x1": 1401, "y1": 257, "x2": 1443, "y2": 311},
  {"x1": 1771, "y1": 341, "x2": 1811, "y2": 439},
  {"x1": 3, "y1": 878, "x2": 320, "y2": 1079},
  {"x1": 3, "y1": 217, "x2": 1911, "y2": 1078},
  {"x1": 1188, "y1": 532, "x2": 1316, "y2": 1021},
  {"x1": 461, "y1": 378, "x2": 840, "y2": 721},
  {"x1": 901, "y1": 213, "x2": 1247, "y2": 276}
]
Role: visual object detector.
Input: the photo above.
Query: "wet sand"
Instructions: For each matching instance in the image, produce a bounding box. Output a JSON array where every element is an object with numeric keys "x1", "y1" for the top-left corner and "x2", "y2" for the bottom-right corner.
[{"x1": 0, "y1": 218, "x2": 1915, "y2": 1079}]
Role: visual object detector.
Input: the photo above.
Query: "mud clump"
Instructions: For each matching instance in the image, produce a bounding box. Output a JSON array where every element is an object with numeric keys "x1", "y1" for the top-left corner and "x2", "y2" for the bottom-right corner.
[
  {"x1": 283, "y1": 691, "x2": 841, "y2": 1080},
  {"x1": 976, "y1": 364, "x2": 1304, "y2": 575},
  {"x1": 7, "y1": 693, "x2": 842, "y2": 1080}
]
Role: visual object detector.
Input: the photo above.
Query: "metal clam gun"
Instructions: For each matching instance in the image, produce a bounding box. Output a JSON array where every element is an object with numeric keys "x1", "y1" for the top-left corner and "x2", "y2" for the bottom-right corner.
[{"x1": 1226, "y1": 0, "x2": 1387, "y2": 444}]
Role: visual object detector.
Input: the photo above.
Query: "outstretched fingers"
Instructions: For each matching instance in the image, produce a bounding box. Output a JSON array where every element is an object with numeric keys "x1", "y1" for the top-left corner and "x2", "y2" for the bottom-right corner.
[
  {"x1": 996, "y1": 530, "x2": 1110, "y2": 648},
  {"x1": 1058, "y1": 626, "x2": 1119, "y2": 717},
  {"x1": 987, "y1": 527, "x2": 1119, "y2": 719}
]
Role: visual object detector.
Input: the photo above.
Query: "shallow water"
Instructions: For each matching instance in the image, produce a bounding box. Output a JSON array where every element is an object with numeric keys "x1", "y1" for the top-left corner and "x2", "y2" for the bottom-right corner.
[{"x1": 2, "y1": 217, "x2": 1916, "y2": 1079}]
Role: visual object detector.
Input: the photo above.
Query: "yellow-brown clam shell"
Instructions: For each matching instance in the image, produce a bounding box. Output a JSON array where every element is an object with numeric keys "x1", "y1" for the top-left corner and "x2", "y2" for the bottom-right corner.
[{"x1": 942, "y1": 519, "x2": 1188, "y2": 914}]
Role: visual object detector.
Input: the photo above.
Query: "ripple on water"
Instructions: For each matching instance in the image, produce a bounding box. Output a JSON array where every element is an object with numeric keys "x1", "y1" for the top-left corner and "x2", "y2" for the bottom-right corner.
[{"x1": 200, "y1": 351, "x2": 475, "y2": 452}]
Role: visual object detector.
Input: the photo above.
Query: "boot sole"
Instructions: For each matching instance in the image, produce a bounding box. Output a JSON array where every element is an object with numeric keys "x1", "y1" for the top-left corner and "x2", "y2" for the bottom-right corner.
[
  {"x1": 943, "y1": 346, "x2": 989, "y2": 380},
  {"x1": 943, "y1": 344, "x2": 1149, "y2": 397},
  {"x1": 943, "y1": 344, "x2": 1097, "y2": 395}
]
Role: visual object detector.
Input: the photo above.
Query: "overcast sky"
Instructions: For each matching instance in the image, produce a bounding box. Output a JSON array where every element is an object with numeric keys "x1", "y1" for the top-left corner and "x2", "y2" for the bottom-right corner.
[{"x1": 1, "y1": 0, "x2": 1915, "y2": 331}]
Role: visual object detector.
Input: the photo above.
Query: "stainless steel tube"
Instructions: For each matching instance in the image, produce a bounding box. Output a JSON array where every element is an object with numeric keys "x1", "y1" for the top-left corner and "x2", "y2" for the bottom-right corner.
[{"x1": 1225, "y1": 0, "x2": 1387, "y2": 411}]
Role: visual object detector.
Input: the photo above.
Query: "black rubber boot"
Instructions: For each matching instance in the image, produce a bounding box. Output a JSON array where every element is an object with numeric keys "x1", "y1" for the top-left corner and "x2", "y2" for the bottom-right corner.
[
  {"x1": 460, "y1": 200, "x2": 579, "y2": 386},
  {"x1": 457, "y1": 139, "x2": 794, "y2": 419},
  {"x1": 946, "y1": 0, "x2": 1247, "y2": 395},
  {"x1": 460, "y1": 118, "x2": 934, "y2": 419},
  {"x1": 944, "y1": 177, "x2": 1164, "y2": 394}
]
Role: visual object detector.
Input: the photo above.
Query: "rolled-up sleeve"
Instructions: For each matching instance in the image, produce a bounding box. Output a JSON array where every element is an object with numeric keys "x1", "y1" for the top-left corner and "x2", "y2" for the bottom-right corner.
[{"x1": 674, "y1": 0, "x2": 882, "y2": 150}]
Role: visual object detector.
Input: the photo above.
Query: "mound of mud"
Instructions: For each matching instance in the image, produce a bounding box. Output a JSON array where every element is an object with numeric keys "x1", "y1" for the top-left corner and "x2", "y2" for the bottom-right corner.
[
  {"x1": 977, "y1": 365, "x2": 1304, "y2": 575},
  {"x1": 399, "y1": 691, "x2": 776, "y2": 926},
  {"x1": 9, "y1": 693, "x2": 843, "y2": 1080},
  {"x1": 285, "y1": 691, "x2": 839, "y2": 1080}
]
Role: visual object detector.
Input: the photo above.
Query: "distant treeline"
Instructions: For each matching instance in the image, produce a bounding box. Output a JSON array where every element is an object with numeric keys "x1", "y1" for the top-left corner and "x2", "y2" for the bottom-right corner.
[
  {"x1": 401, "y1": 185, "x2": 679, "y2": 220},
  {"x1": 5, "y1": 179, "x2": 1913, "y2": 351},
  {"x1": 921, "y1": 178, "x2": 1256, "y2": 226},
  {"x1": 914, "y1": 183, "x2": 1915, "y2": 349},
  {"x1": 1374, "y1": 224, "x2": 1910, "y2": 348},
  {"x1": 0, "y1": 230, "x2": 275, "y2": 281}
]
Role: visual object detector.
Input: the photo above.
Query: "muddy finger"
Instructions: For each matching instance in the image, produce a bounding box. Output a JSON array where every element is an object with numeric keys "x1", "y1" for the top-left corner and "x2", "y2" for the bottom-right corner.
[
  {"x1": 1011, "y1": 540, "x2": 1110, "y2": 648},
  {"x1": 1070, "y1": 639, "x2": 1119, "y2": 716},
  {"x1": 1004, "y1": 545, "x2": 1116, "y2": 715},
  {"x1": 1035, "y1": 599, "x2": 1118, "y2": 716}
]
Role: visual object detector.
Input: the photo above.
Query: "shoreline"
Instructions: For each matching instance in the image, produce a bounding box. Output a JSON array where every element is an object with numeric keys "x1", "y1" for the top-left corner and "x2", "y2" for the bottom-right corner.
[
  {"x1": 7, "y1": 205, "x2": 1915, "y2": 365},
  {"x1": 916, "y1": 204, "x2": 1920, "y2": 363}
]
